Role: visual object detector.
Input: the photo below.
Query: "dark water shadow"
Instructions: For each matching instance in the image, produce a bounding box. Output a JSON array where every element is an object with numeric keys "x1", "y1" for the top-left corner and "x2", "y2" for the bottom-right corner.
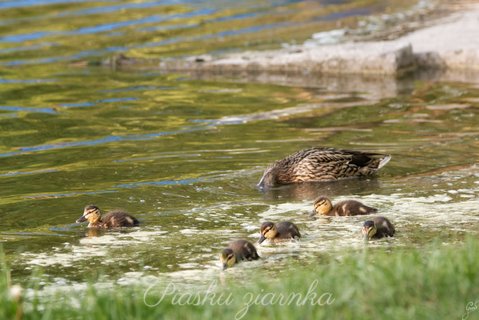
[
  {"x1": 259, "y1": 177, "x2": 382, "y2": 201},
  {"x1": 81, "y1": 227, "x2": 141, "y2": 238}
]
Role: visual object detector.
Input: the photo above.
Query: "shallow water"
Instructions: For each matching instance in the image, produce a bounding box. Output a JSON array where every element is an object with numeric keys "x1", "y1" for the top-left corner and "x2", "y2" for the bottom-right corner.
[{"x1": 1, "y1": 0, "x2": 479, "y2": 290}]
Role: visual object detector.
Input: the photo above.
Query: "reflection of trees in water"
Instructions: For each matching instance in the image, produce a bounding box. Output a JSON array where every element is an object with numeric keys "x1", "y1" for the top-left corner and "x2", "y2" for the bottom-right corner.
[
  {"x1": 85, "y1": 228, "x2": 106, "y2": 238},
  {"x1": 259, "y1": 177, "x2": 382, "y2": 201},
  {"x1": 83, "y1": 228, "x2": 132, "y2": 238}
]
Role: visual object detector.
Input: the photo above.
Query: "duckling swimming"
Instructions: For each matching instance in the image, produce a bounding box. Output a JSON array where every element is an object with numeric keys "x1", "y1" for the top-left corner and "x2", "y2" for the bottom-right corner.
[
  {"x1": 220, "y1": 240, "x2": 260, "y2": 270},
  {"x1": 257, "y1": 147, "x2": 391, "y2": 189},
  {"x1": 312, "y1": 196, "x2": 377, "y2": 217},
  {"x1": 76, "y1": 205, "x2": 139, "y2": 228},
  {"x1": 258, "y1": 221, "x2": 301, "y2": 244},
  {"x1": 362, "y1": 216, "x2": 395, "y2": 240}
]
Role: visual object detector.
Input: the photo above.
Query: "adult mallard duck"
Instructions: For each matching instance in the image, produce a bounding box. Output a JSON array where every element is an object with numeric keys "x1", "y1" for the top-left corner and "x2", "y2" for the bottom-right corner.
[
  {"x1": 312, "y1": 196, "x2": 377, "y2": 217},
  {"x1": 258, "y1": 221, "x2": 301, "y2": 244},
  {"x1": 362, "y1": 216, "x2": 395, "y2": 240},
  {"x1": 257, "y1": 147, "x2": 391, "y2": 189},
  {"x1": 76, "y1": 205, "x2": 139, "y2": 228},
  {"x1": 220, "y1": 240, "x2": 260, "y2": 269}
]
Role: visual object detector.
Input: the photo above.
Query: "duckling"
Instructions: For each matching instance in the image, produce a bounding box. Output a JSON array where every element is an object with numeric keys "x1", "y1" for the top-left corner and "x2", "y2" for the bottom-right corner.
[
  {"x1": 220, "y1": 240, "x2": 260, "y2": 270},
  {"x1": 362, "y1": 216, "x2": 395, "y2": 240},
  {"x1": 312, "y1": 196, "x2": 377, "y2": 217},
  {"x1": 76, "y1": 205, "x2": 139, "y2": 228},
  {"x1": 257, "y1": 147, "x2": 391, "y2": 189},
  {"x1": 258, "y1": 221, "x2": 301, "y2": 244}
]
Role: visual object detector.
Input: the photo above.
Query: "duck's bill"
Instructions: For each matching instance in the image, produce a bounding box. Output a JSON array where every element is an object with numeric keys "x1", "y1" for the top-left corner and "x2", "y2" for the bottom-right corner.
[
  {"x1": 76, "y1": 215, "x2": 87, "y2": 223},
  {"x1": 222, "y1": 263, "x2": 228, "y2": 270},
  {"x1": 258, "y1": 235, "x2": 266, "y2": 244},
  {"x1": 256, "y1": 170, "x2": 269, "y2": 190},
  {"x1": 362, "y1": 227, "x2": 370, "y2": 241}
]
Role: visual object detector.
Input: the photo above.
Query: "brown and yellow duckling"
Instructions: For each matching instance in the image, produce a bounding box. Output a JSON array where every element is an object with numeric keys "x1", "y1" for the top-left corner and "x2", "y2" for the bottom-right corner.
[
  {"x1": 76, "y1": 205, "x2": 139, "y2": 228},
  {"x1": 312, "y1": 196, "x2": 377, "y2": 217},
  {"x1": 259, "y1": 221, "x2": 301, "y2": 244},
  {"x1": 220, "y1": 240, "x2": 260, "y2": 270},
  {"x1": 257, "y1": 147, "x2": 391, "y2": 189},
  {"x1": 362, "y1": 216, "x2": 395, "y2": 240}
]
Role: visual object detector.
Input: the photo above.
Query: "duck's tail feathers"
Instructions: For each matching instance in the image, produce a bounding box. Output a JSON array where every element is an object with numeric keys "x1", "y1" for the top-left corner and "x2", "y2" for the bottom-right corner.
[{"x1": 377, "y1": 155, "x2": 391, "y2": 169}]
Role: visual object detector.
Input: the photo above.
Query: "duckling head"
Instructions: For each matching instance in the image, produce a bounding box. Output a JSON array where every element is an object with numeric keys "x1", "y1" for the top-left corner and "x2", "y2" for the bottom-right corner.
[
  {"x1": 76, "y1": 205, "x2": 101, "y2": 224},
  {"x1": 220, "y1": 248, "x2": 236, "y2": 270},
  {"x1": 312, "y1": 196, "x2": 333, "y2": 216},
  {"x1": 259, "y1": 221, "x2": 278, "y2": 244},
  {"x1": 362, "y1": 220, "x2": 377, "y2": 240}
]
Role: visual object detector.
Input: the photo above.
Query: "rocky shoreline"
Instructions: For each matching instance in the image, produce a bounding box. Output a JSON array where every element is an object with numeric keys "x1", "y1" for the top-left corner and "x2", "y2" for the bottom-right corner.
[{"x1": 102, "y1": 2, "x2": 479, "y2": 78}]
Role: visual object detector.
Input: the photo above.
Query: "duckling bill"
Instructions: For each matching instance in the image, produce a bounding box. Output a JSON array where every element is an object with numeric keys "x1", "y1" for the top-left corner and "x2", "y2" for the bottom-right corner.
[
  {"x1": 259, "y1": 221, "x2": 301, "y2": 244},
  {"x1": 362, "y1": 216, "x2": 395, "y2": 240},
  {"x1": 257, "y1": 147, "x2": 391, "y2": 189},
  {"x1": 220, "y1": 240, "x2": 259, "y2": 270},
  {"x1": 76, "y1": 205, "x2": 139, "y2": 228},
  {"x1": 312, "y1": 196, "x2": 377, "y2": 217}
]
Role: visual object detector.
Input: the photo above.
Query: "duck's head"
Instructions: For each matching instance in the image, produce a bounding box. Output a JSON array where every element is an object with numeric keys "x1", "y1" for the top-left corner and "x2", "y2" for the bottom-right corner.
[
  {"x1": 257, "y1": 165, "x2": 278, "y2": 190},
  {"x1": 220, "y1": 248, "x2": 236, "y2": 270},
  {"x1": 76, "y1": 205, "x2": 101, "y2": 224},
  {"x1": 362, "y1": 220, "x2": 377, "y2": 240},
  {"x1": 312, "y1": 196, "x2": 333, "y2": 216},
  {"x1": 259, "y1": 221, "x2": 278, "y2": 244}
]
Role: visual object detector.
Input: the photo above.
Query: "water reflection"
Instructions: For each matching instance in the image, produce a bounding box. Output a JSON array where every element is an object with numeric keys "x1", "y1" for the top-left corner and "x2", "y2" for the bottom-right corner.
[{"x1": 259, "y1": 178, "x2": 382, "y2": 201}]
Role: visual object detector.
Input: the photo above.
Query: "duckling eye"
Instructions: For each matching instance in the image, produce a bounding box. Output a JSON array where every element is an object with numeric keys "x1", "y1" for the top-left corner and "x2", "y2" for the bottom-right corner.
[
  {"x1": 87, "y1": 208, "x2": 98, "y2": 215},
  {"x1": 228, "y1": 254, "x2": 234, "y2": 260}
]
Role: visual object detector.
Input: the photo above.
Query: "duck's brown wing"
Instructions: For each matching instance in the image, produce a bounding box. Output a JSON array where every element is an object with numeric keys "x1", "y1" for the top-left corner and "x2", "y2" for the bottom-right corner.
[
  {"x1": 383, "y1": 218, "x2": 395, "y2": 237},
  {"x1": 244, "y1": 242, "x2": 260, "y2": 260},
  {"x1": 231, "y1": 240, "x2": 260, "y2": 261},
  {"x1": 286, "y1": 148, "x2": 390, "y2": 181},
  {"x1": 333, "y1": 200, "x2": 377, "y2": 216},
  {"x1": 282, "y1": 147, "x2": 347, "y2": 166},
  {"x1": 374, "y1": 216, "x2": 395, "y2": 238},
  {"x1": 276, "y1": 221, "x2": 301, "y2": 239},
  {"x1": 341, "y1": 149, "x2": 391, "y2": 170},
  {"x1": 103, "y1": 211, "x2": 139, "y2": 228},
  {"x1": 304, "y1": 148, "x2": 389, "y2": 169}
]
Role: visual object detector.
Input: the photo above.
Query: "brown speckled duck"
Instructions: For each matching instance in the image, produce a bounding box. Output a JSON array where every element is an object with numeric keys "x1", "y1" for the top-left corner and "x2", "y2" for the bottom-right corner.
[
  {"x1": 257, "y1": 147, "x2": 391, "y2": 189},
  {"x1": 362, "y1": 216, "x2": 395, "y2": 240},
  {"x1": 258, "y1": 221, "x2": 301, "y2": 244},
  {"x1": 312, "y1": 196, "x2": 377, "y2": 217},
  {"x1": 76, "y1": 205, "x2": 139, "y2": 228},
  {"x1": 220, "y1": 240, "x2": 260, "y2": 269}
]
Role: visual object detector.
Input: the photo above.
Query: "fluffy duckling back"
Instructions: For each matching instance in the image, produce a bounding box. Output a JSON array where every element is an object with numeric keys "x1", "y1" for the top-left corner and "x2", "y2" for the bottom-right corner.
[
  {"x1": 76, "y1": 205, "x2": 139, "y2": 228},
  {"x1": 220, "y1": 240, "x2": 260, "y2": 269},
  {"x1": 259, "y1": 221, "x2": 301, "y2": 244},
  {"x1": 257, "y1": 147, "x2": 391, "y2": 189},
  {"x1": 362, "y1": 216, "x2": 395, "y2": 240},
  {"x1": 312, "y1": 196, "x2": 377, "y2": 217}
]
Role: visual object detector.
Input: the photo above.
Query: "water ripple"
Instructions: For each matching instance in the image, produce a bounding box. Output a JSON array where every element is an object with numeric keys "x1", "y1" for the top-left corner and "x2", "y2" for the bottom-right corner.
[
  {"x1": 0, "y1": 105, "x2": 57, "y2": 114},
  {"x1": 0, "y1": 0, "x2": 82, "y2": 10},
  {"x1": 115, "y1": 178, "x2": 200, "y2": 189},
  {"x1": 0, "y1": 102, "x2": 352, "y2": 158},
  {"x1": 0, "y1": 126, "x2": 209, "y2": 158}
]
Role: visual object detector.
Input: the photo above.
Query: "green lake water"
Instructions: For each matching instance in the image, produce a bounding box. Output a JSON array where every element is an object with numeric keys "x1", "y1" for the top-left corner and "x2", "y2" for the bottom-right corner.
[{"x1": 0, "y1": 0, "x2": 479, "y2": 290}]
